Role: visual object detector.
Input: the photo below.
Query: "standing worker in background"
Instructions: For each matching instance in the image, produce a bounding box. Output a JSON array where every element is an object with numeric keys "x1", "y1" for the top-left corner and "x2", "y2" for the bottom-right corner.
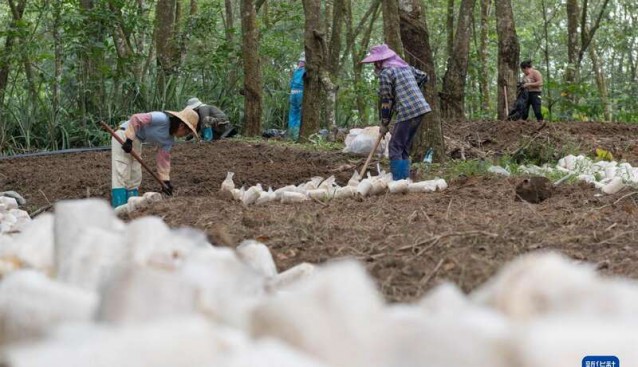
[
  {"x1": 520, "y1": 60, "x2": 544, "y2": 121},
  {"x1": 111, "y1": 108, "x2": 199, "y2": 207},
  {"x1": 288, "y1": 52, "x2": 305, "y2": 141},
  {"x1": 186, "y1": 97, "x2": 234, "y2": 141},
  {"x1": 360, "y1": 44, "x2": 431, "y2": 180}
]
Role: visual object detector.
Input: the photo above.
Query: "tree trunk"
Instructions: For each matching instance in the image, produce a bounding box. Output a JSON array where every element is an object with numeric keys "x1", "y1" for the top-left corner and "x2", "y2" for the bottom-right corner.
[
  {"x1": 78, "y1": 0, "x2": 107, "y2": 125},
  {"x1": 345, "y1": 0, "x2": 381, "y2": 126},
  {"x1": 494, "y1": 0, "x2": 519, "y2": 120},
  {"x1": 589, "y1": 43, "x2": 610, "y2": 122},
  {"x1": 540, "y1": 0, "x2": 553, "y2": 120},
  {"x1": 155, "y1": 0, "x2": 180, "y2": 95},
  {"x1": 564, "y1": 0, "x2": 579, "y2": 100},
  {"x1": 478, "y1": 0, "x2": 490, "y2": 111},
  {"x1": 0, "y1": 0, "x2": 27, "y2": 150},
  {"x1": 440, "y1": 0, "x2": 476, "y2": 119},
  {"x1": 51, "y1": 0, "x2": 62, "y2": 148},
  {"x1": 382, "y1": 0, "x2": 403, "y2": 57},
  {"x1": 0, "y1": 0, "x2": 27, "y2": 108},
  {"x1": 446, "y1": 0, "x2": 455, "y2": 58},
  {"x1": 399, "y1": 0, "x2": 445, "y2": 163},
  {"x1": 300, "y1": 0, "x2": 323, "y2": 140},
  {"x1": 323, "y1": 0, "x2": 345, "y2": 131},
  {"x1": 241, "y1": 0, "x2": 262, "y2": 136},
  {"x1": 225, "y1": 0, "x2": 234, "y2": 43}
]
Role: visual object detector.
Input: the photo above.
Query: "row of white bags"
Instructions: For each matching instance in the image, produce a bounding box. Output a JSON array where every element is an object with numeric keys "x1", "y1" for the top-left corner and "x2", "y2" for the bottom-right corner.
[{"x1": 220, "y1": 171, "x2": 448, "y2": 206}]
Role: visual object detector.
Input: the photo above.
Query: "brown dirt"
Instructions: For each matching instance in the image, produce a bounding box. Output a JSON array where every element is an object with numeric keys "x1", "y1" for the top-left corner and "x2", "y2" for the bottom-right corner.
[{"x1": 2, "y1": 121, "x2": 638, "y2": 302}]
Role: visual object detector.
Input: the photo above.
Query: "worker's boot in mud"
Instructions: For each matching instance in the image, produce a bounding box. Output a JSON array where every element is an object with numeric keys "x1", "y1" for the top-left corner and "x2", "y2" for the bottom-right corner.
[
  {"x1": 202, "y1": 127, "x2": 213, "y2": 141},
  {"x1": 126, "y1": 188, "x2": 139, "y2": 200},
  {"x1": 111, "y1": 188, "x2": 127, "y2": 208}
]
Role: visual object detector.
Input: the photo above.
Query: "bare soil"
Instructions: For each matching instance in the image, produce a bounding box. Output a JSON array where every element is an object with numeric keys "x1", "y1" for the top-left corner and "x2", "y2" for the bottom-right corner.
[{"x1": 2, "y1": 120, "x2": 637, "y2": 302}]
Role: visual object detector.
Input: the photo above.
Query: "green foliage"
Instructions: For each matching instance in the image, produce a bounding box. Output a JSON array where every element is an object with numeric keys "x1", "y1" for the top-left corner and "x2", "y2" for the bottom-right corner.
[{"x1": 1, "y1": 0, "x2": 638, "y2": 155}]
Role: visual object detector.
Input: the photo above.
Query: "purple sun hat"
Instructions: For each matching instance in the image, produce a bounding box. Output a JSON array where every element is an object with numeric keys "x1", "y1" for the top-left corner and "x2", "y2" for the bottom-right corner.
[{"x1": 360, "y1": 44, "x2": 397, "y2": 63}]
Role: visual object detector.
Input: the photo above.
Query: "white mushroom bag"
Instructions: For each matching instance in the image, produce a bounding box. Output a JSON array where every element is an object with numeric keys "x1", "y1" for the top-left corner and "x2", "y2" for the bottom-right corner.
[{"x1": 342, "y1": 127, "x2": 390, "y2": 158}]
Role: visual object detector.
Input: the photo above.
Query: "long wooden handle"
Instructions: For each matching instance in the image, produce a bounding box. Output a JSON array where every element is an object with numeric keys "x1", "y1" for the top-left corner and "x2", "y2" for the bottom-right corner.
[
  {"x1": 359, "y1": 132, "x2": 385, "y2": 178},
  {"x1": 99, "y1": 121, "x2": 169, "y2": 190}
]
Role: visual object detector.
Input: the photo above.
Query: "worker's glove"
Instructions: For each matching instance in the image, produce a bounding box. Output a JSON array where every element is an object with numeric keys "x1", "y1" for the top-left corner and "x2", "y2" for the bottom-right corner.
[
  {"x1": 162, "y1": 181, "x2": 173, "y2": 196},
  {"x1": 121, "y1": 138, "x2": 133, "y2": 153}
]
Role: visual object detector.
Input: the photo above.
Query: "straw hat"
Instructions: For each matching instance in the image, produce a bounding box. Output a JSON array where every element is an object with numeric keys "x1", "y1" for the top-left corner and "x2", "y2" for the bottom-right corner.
[
  {"x1": 186, "y1": 97, "x2": 204, "y2": 109},
  {"x1": 166, "y1": 107, "x2": 199, "y2": 137},
  {"x1": 360, "y1": 44, "x2": 397, "y2": 63}
]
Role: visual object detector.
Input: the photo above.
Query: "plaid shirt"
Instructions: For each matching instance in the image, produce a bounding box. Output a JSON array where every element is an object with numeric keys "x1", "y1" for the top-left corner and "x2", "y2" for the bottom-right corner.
[{"x1": 379, "y1": 66, "x2": 431, "y2": 122}]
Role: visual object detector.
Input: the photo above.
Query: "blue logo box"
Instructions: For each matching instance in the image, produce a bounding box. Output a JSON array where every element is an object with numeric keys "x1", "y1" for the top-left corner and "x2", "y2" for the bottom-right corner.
[{"x1": 582, "y1": 356, "x2": 619, "y2": 367}]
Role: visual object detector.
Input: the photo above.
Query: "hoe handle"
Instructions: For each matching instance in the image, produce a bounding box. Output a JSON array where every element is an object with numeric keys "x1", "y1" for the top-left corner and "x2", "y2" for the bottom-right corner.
[
  {"x1": 359, "y1": 132, "x2": 384, "y2": 178},
  {"x1": 99, "y1": 121, "x2": 169, "y2": 191}
]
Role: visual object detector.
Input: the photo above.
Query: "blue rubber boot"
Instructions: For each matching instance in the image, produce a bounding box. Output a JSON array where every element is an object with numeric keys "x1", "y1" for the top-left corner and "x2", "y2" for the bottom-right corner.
[
  {"x1": 111, "y1": 188, "x2": 127, "y2": 208},
  {"x1": 390, "y1": 160, "x2": 405, "y2": 180},
  {"x1": 202, "y1": 127, "x2": 213, "y2": 141},
  {"x1": 126, "y1": 188, "x2": 139, "y2": 200}
]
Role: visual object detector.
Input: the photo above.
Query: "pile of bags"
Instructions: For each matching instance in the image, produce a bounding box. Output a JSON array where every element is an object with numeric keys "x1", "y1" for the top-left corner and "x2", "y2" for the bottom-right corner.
[
  {"x1": 0, "y1": 193, "x2": 30, "y2": 235},
  {"x1": 219, "y1": 171, "x2": 448, "y2": 206},
  {"x1": 490, "y1": 154, "x2": 638, "y2": 195},
  {"x1": 0, "y1": 198, "x2": 637, "y2": 366}
]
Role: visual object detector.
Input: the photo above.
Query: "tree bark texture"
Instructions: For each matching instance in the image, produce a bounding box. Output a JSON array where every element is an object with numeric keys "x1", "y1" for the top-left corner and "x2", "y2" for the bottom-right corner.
[
  {"x1": 345, "y1": 0, "x2": 381, "y2": 125},
  {"x1": 241, "y1": 0, "x2": 263, "y2": 136},
  {"x1": 382, "y1": 0, "x2": 404, "y2": 57},
  {"x1": 300, "y1": 0, "x2": 323, "y2": 140},
  {"x1": 155, "y1": 0, "x2": 180, "y2": 97},
  {"x1": 494, "y1": 0, "x2": 519, "y2": 120},
  {"x1": 565, "y1": 0, "x2": 579, "y2": 88},
  {"x1": 478, "y1": 0, "x2": 491, "y2": 111},
  {"x1": 440, "y1": 0, "x2": 476, "y2": 119},
  {"x1": 399, "y1": 0, "x2": 445, "y2": 163},
  {"x1": 588, "y1": 43, "x2": 610, "y2": 122},
  {"x1": 446, "y1": 0, "x2": 455, "y2": 58}
]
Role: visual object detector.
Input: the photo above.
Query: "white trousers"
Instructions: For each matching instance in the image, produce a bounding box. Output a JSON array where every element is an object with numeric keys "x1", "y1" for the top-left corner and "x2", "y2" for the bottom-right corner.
[{"x1": 111, "y1": 130, "x2": 143, "y2": 189}]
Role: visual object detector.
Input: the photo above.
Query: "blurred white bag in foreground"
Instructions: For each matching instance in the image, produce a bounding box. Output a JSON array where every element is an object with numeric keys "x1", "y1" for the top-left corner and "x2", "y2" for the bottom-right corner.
[
  {"x1": 2, "y1": 317, "x2": 224, "y2": 367},
  {"x1": 0, "y1": 270, "x2": 98, "y2": 345},
  {"x1": 251, "y1": 261, "x2": 385, "y2": 367},
  {"x1": 236, "y1": 240, "x2": 278, "y2": 278}
]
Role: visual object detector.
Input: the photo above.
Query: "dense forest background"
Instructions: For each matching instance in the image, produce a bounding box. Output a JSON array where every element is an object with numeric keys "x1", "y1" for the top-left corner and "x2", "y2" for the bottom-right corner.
[{"x1": 0, "y1": 0, "x2": 636, "y2": 154}]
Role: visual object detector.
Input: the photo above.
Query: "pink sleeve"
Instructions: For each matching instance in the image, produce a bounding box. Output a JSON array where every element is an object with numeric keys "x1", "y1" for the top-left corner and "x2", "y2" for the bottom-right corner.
[
  {"x1": 124, "y1": 113, "x2": 153, "y2": 140},
  {"x1": 156, "y1": 148, "x2": 171, "y2": 181}
]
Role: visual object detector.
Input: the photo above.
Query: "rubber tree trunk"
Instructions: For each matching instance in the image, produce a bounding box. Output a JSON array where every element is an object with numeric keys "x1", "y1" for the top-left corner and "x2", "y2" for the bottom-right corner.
[
  {"x1": 440, "y1": 0, "x2": 476, "y2": 119},
  {"x1": 478, "y1": 0, "x2": 491, "y2": 112},
  {"x1": 382, "y1": 0, "x2": 403, "y2": 57},
  {"x1": 399, "y1": 0, "x2": 445, "y2": 164},
  {"x1": 495, "y1": 0, "x2": 519, "y2": 120},
  {"x1": 299, "y1": 0, "x2": 323, "y2": 140},
  {"x1": 241, "y1": 0, "x2": 263, "y2": 136},
  {"x1": 155, "y1": 0, "x2": 180, "y2": 100}
]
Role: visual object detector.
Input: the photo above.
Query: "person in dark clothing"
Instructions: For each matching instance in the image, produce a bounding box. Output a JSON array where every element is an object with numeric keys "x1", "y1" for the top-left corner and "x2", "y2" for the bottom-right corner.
[
  {"x1": 360, "y1": 44, "x2": 431, "y2": 181},
  {"x1": 186, "y1": 97, "x2": 235, "y2": 141},
  {"x1": 520, "y1": 60, "x2": 543, "y2": 121}
]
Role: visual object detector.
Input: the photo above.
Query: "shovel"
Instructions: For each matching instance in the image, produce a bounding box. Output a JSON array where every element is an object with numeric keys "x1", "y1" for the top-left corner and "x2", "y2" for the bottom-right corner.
[
  {"x1": 99, "y1": 121, "x2": 170, "y2": 193},
  {"x1": 359, "y1": 130, "x2": 385, "y2": 178}
]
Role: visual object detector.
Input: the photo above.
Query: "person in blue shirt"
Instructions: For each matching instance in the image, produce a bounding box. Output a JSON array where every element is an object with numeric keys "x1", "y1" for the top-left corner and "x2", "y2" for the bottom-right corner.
[
  {"x1": 111, "y1": 108, "x2": 199, "y2": 207},
  {"x1": 288, "y1": 52, "x2": 305, "y2": 141}
]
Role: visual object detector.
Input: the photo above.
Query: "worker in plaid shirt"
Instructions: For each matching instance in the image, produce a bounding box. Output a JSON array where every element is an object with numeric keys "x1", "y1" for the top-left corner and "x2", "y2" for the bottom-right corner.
[{"x1": 361, "y1": 44, "x2": 431, "y2": 180}]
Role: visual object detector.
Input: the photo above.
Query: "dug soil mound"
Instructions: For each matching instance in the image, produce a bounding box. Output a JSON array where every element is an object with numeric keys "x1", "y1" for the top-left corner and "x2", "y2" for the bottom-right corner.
[{"x1": 2, "y1": 121, "x2": 637, "y2": 301}]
